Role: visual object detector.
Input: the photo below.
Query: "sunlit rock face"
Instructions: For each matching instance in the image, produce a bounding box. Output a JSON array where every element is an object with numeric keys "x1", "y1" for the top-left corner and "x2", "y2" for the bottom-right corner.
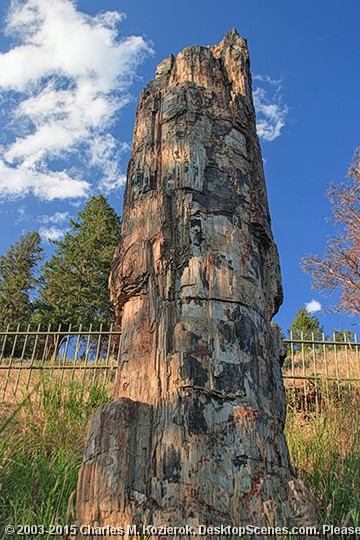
[{"x1": 77, "y1": 30, "x2": 315, "y2": 535}]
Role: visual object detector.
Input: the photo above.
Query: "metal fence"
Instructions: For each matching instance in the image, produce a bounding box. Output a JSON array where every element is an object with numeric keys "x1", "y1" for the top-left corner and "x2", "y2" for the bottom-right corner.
[
  {"x1": 0, "y1": 324, "x2": 120, "y2": 402},
  {"x1": 1, "y1": 326, "x2": 359, "y2": 402},
  {"x1": 283, "y1": 332, "x2": 360, "y2": 409}
]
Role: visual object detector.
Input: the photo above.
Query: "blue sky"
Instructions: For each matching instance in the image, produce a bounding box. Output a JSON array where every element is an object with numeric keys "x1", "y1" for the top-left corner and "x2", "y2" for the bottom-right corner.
[{"x1": 0, "y1": 0, "x2": 359, "y2": 336}]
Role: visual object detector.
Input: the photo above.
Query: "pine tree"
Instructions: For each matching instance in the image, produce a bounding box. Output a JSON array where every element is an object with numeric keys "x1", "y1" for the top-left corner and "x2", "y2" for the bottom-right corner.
[
  {"x1": 36, "y1": 196, "x2": 121, "y2": 328},
  {"x1": 0, "y1": 232, "x2": 43, "y2": 328},
  {"x1": 332, "y1": 328, "x2": 355, "y2": 343},
  {"x1": 289, "y1": 307, "x2": 324, "y2": 340}
]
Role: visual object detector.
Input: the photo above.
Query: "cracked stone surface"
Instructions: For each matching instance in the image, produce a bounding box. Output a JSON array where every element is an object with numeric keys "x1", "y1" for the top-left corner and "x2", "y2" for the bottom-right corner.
[{"x1": 76, "y1": 29, "x2": 316, "y2": 536}]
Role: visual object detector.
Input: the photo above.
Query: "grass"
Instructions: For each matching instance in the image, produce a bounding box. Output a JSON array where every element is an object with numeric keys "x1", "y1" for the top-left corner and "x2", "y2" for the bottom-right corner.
[
  {"x1": 0, "y1": 378, "x2": 112, "y2": 539},
  {"x1": 0, "y1": 378, "x2": 359, "y2": 538},
  {"x1": 285, "y1": 387, "x2": 360, "y2": 527},
  {"x1": 0, "y1": 357, "x2": 117, "y2": 405}
]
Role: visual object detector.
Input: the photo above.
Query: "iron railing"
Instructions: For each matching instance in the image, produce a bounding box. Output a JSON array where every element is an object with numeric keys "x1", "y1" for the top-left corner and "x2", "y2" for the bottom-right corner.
[
  {"x1": 0, "y1": 324, "x2": 120, "y2": 402},
  {"x1": 1, "y1": 326, "x2": 359, "y2": 402},
  {"x1": 283, "y1": 332, "x2": 360, "y2": 383}
]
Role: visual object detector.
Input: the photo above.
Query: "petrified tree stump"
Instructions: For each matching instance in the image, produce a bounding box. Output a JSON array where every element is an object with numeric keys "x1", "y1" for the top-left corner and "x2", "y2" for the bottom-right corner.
[{"x1": 77, "y1": 29, "x2": 315, "y2": 535}]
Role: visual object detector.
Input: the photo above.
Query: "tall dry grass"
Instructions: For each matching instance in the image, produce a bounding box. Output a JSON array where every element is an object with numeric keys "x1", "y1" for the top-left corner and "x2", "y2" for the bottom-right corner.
[
  {"x1": 0, "y1": 378, "x2": 112, "y2": 538},
  {"x1": 285, "y1": 388, "x2": 360, "y2": 527},
  {"x1": 0, "y1": 376, "x2": 359, "y2": 537}
]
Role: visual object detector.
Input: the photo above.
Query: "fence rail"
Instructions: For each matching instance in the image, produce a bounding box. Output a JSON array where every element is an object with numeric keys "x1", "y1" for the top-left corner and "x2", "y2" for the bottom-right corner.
[
  {"x1": 0, "y1": 326, "x2": 359, "y2": 402},
  {"x1": 0, "y1": 324, "x2": 121, "y2": 402}
]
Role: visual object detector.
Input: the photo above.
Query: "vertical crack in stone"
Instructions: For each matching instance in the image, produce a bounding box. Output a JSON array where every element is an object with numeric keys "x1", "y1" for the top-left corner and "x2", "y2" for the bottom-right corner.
[{"x1": 77, "y1": 29, "x2": 316, "y2": 536}]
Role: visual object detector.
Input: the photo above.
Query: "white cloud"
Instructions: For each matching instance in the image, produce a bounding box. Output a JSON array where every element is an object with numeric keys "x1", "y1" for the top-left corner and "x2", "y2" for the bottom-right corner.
[
  {"x1": 38, "y1": 225, "x2": 66, "y2": 242},
  {"x1": 14, "y1": 204, "x2": 29, "y2": 224},
  {"x1": 0, "y1": 0, "x2": 152, "y2": 200},
  {"x1": 253, "y1": 74, "x2": 281, "y2": 86},
  {"x1": 87, "y1": 134, "x2": 129, "y2": 193},
  {"x1": 69, "y1": 200, "x2": 82, "y2": 208},
  {"x1": 305, "y1": 299, "x2": 322, "y2": 313},
  {"x1": 253, "y1": 76, "x2": 288, "y2": 142},
  {"x1": 99, "y1": 173, "x2": 127, "y2": 193},
  {"x1": 37, "y1": 211, "x2": 69, "y2": 224},
  {"x1": 0, "y1": 160, "x2": 90, "y2": 200}
]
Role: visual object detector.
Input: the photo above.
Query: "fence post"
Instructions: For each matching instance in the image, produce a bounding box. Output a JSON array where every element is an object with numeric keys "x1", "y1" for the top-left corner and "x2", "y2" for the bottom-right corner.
[
  {"x1": 81, "y1": 323, "x2": 92, "y2": 390},
  {"x1": 323, "y1": 331, "x2": 329, "y2": 398},
  {"x1": 92, "y1": 323, "x2": 103, "y2": 388},
  {"x1": 333, "y1": 330, "x2": 340, "y2": 396},
  {"x1": 344, "y1": 332, "x2": 352, "y2": 391},
  {"x1": 311, "y1": 331, "x2": 319, "y2": 411},
  {"x1": 73, "y1": 323, "x2": 82, "y2": 384},
  {"x1": 13, "y1": 323, "x2": 32, "y2": 398},
  {"x1": 0, "y1": 323, "x2": 10, "y2": 365},
  {"x1": 60, "y1": 323, "x2": 72, "y2": 387},
  {"x1": 102, "y1": 323, "x2": 113, "y2": 386},
  {"x1": 2, "y1": 323, "x2": 20, "y2": 400},
  {"x1": 50, "y1": 323, "x2": 62, "y2": 382},
  {"x1": 290, "y1": 330, "x2": 295, "y2": 393},
  {"x1": 26, "y1": 323, "x2": 41, "y2": 392},
  {"x1": 301, "y1": 330, "x2": 307, "y2": 411}
]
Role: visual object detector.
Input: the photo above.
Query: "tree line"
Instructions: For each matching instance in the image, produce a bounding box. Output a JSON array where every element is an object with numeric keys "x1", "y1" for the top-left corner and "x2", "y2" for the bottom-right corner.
[
  {"x1": 288, "y1": 307, "x2": 355, "y2": 343},
  {"x1": 0, "y1": 195, "x2": 121, "y2": 330}
]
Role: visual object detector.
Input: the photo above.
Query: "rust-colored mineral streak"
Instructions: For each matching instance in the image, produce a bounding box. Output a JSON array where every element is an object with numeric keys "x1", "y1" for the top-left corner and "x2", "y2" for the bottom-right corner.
[{"x1": 76, "y1": 30, "x2": 316, "y2": 537}]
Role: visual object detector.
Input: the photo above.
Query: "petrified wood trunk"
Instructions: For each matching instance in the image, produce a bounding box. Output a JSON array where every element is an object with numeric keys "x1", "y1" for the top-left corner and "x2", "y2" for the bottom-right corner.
[{"x1": 77, "y1": 29, "x2": 315, "y2": 535}]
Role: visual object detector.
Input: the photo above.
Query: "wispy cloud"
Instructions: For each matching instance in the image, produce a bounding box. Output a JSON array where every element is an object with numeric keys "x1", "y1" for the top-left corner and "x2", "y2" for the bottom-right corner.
[
  {"x1": 14, "y1": 204, "x2": 30, "y2": 224},
  {"x1": 0, "y1": 0, "x2": 152, "y2": 201},
  {"x1": 305, "y1": 299, "x2": 322, "y2": 313},
  {"x1": 37, "y1": 211, "x2": 69, "y2": 224},
  {"x1": 38, "y1": 225, "x2": 66, "y2": 242},
  {"x1": 253, "y1": 75, "x2": 288, "y2": 142}
]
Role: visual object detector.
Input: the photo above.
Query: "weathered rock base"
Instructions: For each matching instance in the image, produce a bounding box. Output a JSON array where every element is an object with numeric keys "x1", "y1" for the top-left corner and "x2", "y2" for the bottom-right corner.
[{"x1": 76, "y1": 398, "x2": 316, "y2": 539}]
